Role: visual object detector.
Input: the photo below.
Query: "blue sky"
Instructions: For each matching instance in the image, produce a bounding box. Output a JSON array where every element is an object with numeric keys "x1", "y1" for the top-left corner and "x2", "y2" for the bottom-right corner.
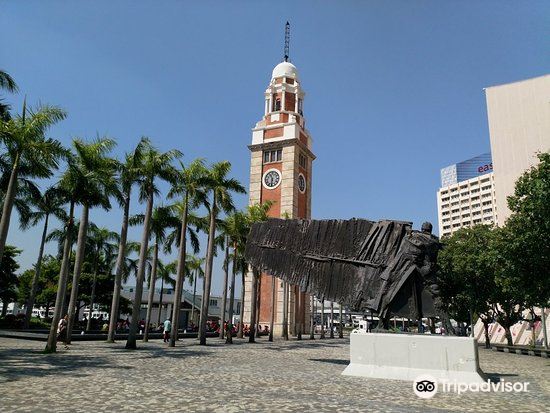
[{"x1": 1, "y1": 1, "x2": 549, "y2": 295}]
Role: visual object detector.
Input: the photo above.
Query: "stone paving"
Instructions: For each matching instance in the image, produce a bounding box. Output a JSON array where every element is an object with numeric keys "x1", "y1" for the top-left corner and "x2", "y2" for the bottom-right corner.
[{"x1": 0, "y1": 336, "x2": 548, "y2": 412}]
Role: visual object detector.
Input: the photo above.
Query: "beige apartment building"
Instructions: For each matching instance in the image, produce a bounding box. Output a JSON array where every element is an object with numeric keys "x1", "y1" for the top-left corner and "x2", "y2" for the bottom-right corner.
[
  {"x1": 437, "y1": 170, "x2": 497, "y2": 238},
  {"x1": 485, "y1": 74, "x2": 550, "y2": 225}
]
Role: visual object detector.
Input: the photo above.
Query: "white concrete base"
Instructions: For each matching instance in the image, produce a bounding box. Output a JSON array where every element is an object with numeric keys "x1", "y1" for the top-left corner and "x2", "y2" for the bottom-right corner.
[{"x1": 342, "y1": 330, "x2": 486, "y2": 383}]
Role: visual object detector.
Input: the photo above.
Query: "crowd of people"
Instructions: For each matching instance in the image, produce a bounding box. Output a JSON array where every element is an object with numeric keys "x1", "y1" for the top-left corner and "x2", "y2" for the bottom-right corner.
[{"x1": 55, "y1": 314, "x2": 272, "y2": 347}]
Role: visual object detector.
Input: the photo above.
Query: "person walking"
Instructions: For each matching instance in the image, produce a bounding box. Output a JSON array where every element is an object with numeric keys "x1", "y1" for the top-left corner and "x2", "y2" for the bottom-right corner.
[
  {"x1": 163, "y1": 317, "x2": 172, "y2": 343},
  {"x1": 57, "y1": 315, "x2": 69, "y2": 349}
]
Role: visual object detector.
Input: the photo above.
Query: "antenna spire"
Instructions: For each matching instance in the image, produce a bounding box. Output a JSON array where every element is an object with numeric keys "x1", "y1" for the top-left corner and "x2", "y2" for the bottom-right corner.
[{"x1": 283, "y1": 21, "x2": 290, "y2": 62}]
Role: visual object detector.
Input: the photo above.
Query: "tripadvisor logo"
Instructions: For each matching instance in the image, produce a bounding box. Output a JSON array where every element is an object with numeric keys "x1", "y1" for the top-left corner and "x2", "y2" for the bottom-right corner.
[
  {"x1": 413, "y1": 375, "x2": 530, "y2": 398},
  {"x1": 413, "y1": 375, "x2": 438, "y2": 399}
]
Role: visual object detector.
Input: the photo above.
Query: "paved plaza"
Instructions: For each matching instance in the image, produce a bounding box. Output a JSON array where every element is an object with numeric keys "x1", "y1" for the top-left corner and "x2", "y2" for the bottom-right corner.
[{"x1": 0, "y1": 336, "x2": 548, "y2": 412}]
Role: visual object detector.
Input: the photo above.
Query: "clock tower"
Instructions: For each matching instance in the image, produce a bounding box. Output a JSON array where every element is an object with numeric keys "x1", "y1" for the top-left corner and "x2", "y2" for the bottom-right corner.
[{"x1": 243, "y1": 51, "x2": 315, "y2": 336}]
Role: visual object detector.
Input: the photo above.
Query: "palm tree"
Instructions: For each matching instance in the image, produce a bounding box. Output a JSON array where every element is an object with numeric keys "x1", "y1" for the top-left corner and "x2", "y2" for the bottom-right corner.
[
  {"x1": 282, "y1": 281, "x2": 289, "y2": 340},
  {"x1": 156, "y1": 260, "x2": 177, "y2": 325},
  {"x1": 0, "y1": 69, "x2": 18, "y2": 120},
  {"x1": 309, "y1": 297, "x2": 315, "y2": 340},
  {"x1": 0, "y1": 151, "x2": 41, "y2": 224},
  {"x1": 329, "y1": 301, "x2": 335, "y2": 338},
  {"x1": 187, "y1": 256, "x2": 205, "y2": 325},
  {"x1": 166, "y1": 158, "x2": 208, "y2": 347},
  {"x1": 65, "y1": 137, "x2": 117, "y2": 343},
  {"x1": 0, "y1": 101, "x2": 66, "y2": 264},
  {"x1": 269, "y1": 273, "x2": 276, "y2": 342},
  {"x1": 45, "y1": 199, "x2": 76, "y2": 352},
  {"x1": 224, "y1": 211, "x2": 248, "y2": 344},
  {"x1": 20, "y1": 186, "x2": 67, "y2": 328},
  {"x1": 46, "y1": 220, "x2": 79, "y2": 259},
  {"x1": 107, "y1": 140, "x2": 147, "y2": 343},
  {"x1": 339, "y1": 304, "x2": 344, "y2": 338},
  {"x1": 130, "y1": 205, "x2": 179, "y2": 342},
  {"x1": 198, "y1": 161, "x2": 245, "y2": 345},
  {"x1": 245, "y1": 202, "x2": 272, "y2": 343},
  {"x1": 125, "y1": 141, "x2": 181, "y2": 350},
  {"x1": 85, "y1": 224, "x2": 119, "y2": 331},
  {"x1": 320, "y1": 300, "x2": 326, "y2": 339},
  {"x1": 219, "y1": 233, "x2": 230, "y2": 340}
]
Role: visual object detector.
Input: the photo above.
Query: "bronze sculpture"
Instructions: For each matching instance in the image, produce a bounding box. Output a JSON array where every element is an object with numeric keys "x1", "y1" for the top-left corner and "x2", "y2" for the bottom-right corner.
[{"x1": 244, "y1": 218, "x2": 442, "y2": 330}]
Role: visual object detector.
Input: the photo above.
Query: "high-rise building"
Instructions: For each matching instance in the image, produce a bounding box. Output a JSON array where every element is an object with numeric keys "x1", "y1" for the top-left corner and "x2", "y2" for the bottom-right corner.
[
  {"x1": 436, "y1": 153, "x2": 497, "y2": 237},
  {"x1": 485, "y1": 74, "x2": 550, "y2": 225},
  {"x1": 243, "y1": 59, "x2": 315, "y2": 335}
]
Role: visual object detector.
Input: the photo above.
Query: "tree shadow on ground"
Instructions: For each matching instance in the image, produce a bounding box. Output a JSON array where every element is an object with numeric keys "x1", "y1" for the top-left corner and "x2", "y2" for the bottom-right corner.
[
  {"x1": 0, "y1": 347, "x2": 133, "y2": 383},
  {"x1": 262, "y1": 340, "x2": 345, "y2": 352},
  {"x1": 103, "y1": 343, "x2": 209, "y2": 360},
  {"x1": 485, "y1": 372, "x2": 519, "y2": 383},
  {"x1": 308, "y1": 358, "x2": 349, "y2": 365}
]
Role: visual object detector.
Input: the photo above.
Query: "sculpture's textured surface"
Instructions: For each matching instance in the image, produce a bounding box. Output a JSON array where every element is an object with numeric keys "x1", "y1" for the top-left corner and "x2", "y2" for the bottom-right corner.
[{"x1": 245, "y1": 218, "x2": 441, "y2": 326}]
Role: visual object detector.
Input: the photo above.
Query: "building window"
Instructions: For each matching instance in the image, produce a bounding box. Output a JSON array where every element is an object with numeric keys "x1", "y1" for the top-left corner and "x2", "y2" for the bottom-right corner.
[
  {"x1": 263, "y1": 149, "x2": 282, "y2": 163},
  {"x1": 209, "y1": 299, "x2": 218, "y2": 307},
  {"x1": 273, "y1": 96, "x2": 281, "y2": 111},
  {"x1": 299, "y1": 153, "x2": 307, "y2": 169}
]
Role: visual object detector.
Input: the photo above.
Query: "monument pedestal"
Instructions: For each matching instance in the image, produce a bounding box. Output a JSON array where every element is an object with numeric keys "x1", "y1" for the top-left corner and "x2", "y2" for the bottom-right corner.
[{"x1": 342, "y1": 330, "x2": 486, "y2": 383}]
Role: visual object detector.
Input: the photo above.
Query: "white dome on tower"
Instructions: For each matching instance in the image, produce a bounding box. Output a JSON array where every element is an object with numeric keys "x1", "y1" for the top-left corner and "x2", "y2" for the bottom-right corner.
[{"x1": 271, "y1": 61, "x2": 299, "y2": 80}]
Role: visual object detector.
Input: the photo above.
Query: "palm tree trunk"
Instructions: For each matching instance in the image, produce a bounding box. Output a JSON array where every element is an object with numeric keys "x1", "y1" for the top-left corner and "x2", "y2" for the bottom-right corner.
[
  {"x1": 45, "y1": 200, "x2": 75, "y2": 352},
  {"x1": 339, "y1": 304, "x2": 344, "y2": 338},
  {"x1": 483, "y1": 318, "x2": 491, "y2": 349},
  {"x1": 320, "y1": 300, "x2": 325, "y2": 339},
  {"x1": 199, "y1": 271, "x2": 206, "y2": 340},
  {"x1": 542, "y1": 308, "x2": 548, "y2": 350},
  {"x1": 296, "y1": 288, "x2": 302, "y2": 340},
  {"x1": 237, "y1": 271, "x2": 245, "y2": 339},
  {"x1": 309, "y1": 296, "x2": 315, "y2": 340},
  {"x1": 24, "y1": 214, "x2": 49, "y2": 329},
  {"x1": 86, "y1": 259, "x2": 100, "y2": 331},
  {"x1": 269, "y1": 276, "x2": 276, "y2": 342},
  {"x1": 0, "y1": 152, "x2": 19, "y2": 264},
  {"x1": 143, "y1": 241, "x2": 159, "y2": 342},
  {"x1": 330, "y1": 301, "x2": 335, "y2": 338},
  {"x1": 248, "y1": 267, "x2": 259, "y2": 343},
  {"x1": 157, "y1": 278, "x2": 164, "y2": 326},
  {"x1": 226, "y1": 249, "x2": 237, "y2": 344},
  {"x1": 282, "y1": 281, "x2": 289, "y2": 340},
  {"x1": 126, "y1": 190, "x2": 154, "y2": 349},
  {"x1": 169, "y1": 197, "x2": 189, "y2": 347},
  {"x1": 199, "y1": 199, "x2": 217, "y2": 345},
  {"x1": 66, "y1": 204, "x2": 90, "y2": 343},
  {"x1": 108, "y1": 194, "x2": 130, "y2": 343},
  {"x1": 255, "y1": 273, "x2": 262, "y2": 338},
  {"x1": 191, "y1": 270, "x2": 197, "y2": 324},
  {"x1": 219, "y1": 236, "x2": 229, "y2": 339}
]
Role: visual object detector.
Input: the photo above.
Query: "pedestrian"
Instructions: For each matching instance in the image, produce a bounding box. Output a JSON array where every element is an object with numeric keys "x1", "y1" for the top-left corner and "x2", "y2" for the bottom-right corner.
[
  {"x1": 163, "y1": 317, "x2": 172, "y2": 343},
  {"x1": 57, "y1": 314, "x2": 69, "y2": 349}
]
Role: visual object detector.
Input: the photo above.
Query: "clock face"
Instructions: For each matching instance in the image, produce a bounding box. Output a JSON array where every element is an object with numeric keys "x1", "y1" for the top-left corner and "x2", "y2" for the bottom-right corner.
[
  {"x1": 298, "y1": 173, "x2": 306, "y2": 193},
  {"x1": 263, "y1": 169, "x2": 281, "y2": 189}
]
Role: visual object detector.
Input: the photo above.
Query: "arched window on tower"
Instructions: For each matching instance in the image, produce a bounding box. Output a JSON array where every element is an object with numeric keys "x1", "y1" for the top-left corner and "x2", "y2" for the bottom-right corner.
[
  {"x1": 298, "y1": 98, "x2": 303, "y2": 115},
  {"x1": 273, "y1": 95, "x2": 281, "y2": 111}
]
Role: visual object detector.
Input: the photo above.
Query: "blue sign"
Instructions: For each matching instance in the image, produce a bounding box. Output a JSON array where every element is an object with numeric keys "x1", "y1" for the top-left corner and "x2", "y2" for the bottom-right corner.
[{"x1": 441, "y1": 153, "x2": 492, "y2": 187}]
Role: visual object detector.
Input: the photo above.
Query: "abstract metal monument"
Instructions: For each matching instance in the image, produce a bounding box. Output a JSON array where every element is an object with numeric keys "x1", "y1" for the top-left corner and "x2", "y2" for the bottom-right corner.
[{"x1": 245, "y1": 218, "x2": 442, "y2": 329}]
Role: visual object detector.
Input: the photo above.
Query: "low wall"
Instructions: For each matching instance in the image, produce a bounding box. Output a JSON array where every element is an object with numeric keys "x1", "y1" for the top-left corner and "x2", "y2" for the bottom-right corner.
[{"x1": 342, "y1": 330, "x2": 486, "y2": 383}]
